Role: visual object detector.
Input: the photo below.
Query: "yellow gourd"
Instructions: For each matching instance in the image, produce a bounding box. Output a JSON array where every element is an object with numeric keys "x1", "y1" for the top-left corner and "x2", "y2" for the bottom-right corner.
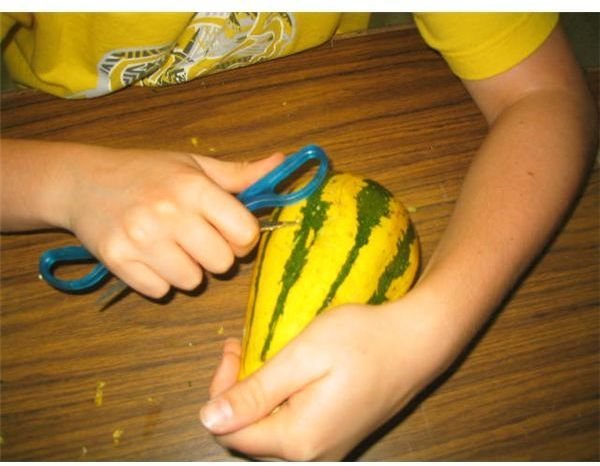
[{"x1": 240, "y1": 173, "x2": 419, "y2": 379}]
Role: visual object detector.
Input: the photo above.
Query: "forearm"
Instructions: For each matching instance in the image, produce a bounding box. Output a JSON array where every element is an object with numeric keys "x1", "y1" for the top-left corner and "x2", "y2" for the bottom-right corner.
[
  {"x1": 411, "y1": 86, "x2": 597, "y2": 353},
  {"x1": 198, "y1": 22, "x2": 598, "y2": 462},
  {"x1": 0, "y1": 138, "x2": 81, "y2": 231}
]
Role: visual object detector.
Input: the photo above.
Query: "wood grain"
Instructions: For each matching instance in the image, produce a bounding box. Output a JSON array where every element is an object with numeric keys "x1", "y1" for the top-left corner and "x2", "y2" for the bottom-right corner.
[{"x1": 1, "y1": 26, "x2": 598, "y2": 461}]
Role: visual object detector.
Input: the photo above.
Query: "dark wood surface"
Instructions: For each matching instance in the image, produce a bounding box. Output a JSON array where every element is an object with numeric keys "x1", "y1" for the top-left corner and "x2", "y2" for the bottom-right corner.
[{"x1": 1, "y1": 26, "x2": 598, "y2": 461}]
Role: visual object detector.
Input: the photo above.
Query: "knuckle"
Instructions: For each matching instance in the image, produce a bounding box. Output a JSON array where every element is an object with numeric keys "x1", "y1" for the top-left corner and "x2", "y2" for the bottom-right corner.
[
  {"x1": 281, "y1": 435, "x2": 320, "y2": 461},
  {"x1": 151, "y1": 198, "x2": 178, "y2": 216},
  {"x1": 97, "y1": 235, "x2": 127, "y2": 268},
  {"x1": 173, "y1": 180, "x2": 200, "y2": 204},
  {"x1": 234, "y1": 376, "x2": 268, "y2": 416},
  {"x1": 173, "y1": 172, "x2": 211, "y2": 203},
  {"x1": 122, "y1": 205, "x2": 156, "y2": 245},
  {"x1": 287, "y1": 340, "x2": 331, "y2": 375}
]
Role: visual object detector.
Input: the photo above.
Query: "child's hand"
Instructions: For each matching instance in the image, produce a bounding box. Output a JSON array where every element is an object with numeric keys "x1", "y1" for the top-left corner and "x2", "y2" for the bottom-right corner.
[
  {"x1": 63, "y1": 145, "x2": 285, "y2": 298},
  {"x1": 200, "y1": 292, "x2": 460, "y2": 460}
]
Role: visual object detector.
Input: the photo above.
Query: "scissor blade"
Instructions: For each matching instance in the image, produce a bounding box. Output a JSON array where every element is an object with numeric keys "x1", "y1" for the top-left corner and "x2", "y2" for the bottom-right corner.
[
  {"x1": 96, "y1": 279, "x2": 129, "y2": 311},
  {"x1": 259, "y1": 219, "x2": 300, "y2": 232}
]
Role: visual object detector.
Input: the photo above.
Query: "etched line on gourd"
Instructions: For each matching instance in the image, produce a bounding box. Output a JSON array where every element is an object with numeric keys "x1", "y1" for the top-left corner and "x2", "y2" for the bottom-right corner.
[
  {"x1": 368, "y1": 221, "x2": 416, "y2": 304},
  {"x1": 316, "y1": 179, "x2": 392, "y2": 314},
  {"x1": 260, "y1": 181, "x2": 331, "y2": 361}
]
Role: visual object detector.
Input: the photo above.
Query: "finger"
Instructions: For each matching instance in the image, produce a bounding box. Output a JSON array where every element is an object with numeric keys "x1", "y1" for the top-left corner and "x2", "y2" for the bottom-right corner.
[
  {"x1": 199, "y1": 341, "x2": 329, "y2": 435},
  {"x1": 212, "y1": 398, "x2": 293, "y2": 459},
  {"x1": 212, "y1": 373, "x2": 362, "y2": 461},
  {"x1": 139, "y1": 240, "x2": 203, "y2": 291},
  {"x1": 193, "y1": 182, "x2": 260, "y2": 255},
  {"x1": 95, "y1": 232, "x2": 172, "y2": 298},
  {"x1": 209, "y1": 338, "x2": 242, "y2": 399},
  {"x1": 111, "y1": 260, "x2": 171, "y2": 299},
  {"x1": 175, "y1": 214, "x2": 236, "y2": 274},
  {"x1": 192, "y1": 152, "x2": 285, "y2": 193},
  {"x1": 211, "y1": 383, "x2": 332, "y2": 461}
]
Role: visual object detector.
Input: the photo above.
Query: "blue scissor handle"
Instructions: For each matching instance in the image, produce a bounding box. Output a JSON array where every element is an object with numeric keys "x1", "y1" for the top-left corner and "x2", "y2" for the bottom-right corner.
[
  {"x1": 39, "y1": 245, "x2": 110, "y2": 293},
  {"x1": 39, "y1": 144, "x2": 330, "y2": 293},
  {"x1": 237, "y1": 144, "x2": 329, "y2": 212}
]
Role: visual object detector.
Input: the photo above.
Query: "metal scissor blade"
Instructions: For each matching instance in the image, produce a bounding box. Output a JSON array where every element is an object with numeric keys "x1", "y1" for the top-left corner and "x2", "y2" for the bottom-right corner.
[
  {"x1": 259, "y1": 219, "x2": 300, "y2": 232},
  {"x1": 96, "y1": 279, "x2": 129, "y2": 311}
]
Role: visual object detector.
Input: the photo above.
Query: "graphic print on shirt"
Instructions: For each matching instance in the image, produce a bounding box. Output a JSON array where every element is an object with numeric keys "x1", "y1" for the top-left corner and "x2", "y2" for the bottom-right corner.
[
  {"x1": 81, "y1": 43, "x2": 173, "y2": 97},
  {"x1": 142, "y1": 12, "x2": 296, "y2": 86},
  {"x1": 99, "y1": 46, "x2": 172, "y2": 86},
  {"x1": 85, "y1": 12, "x2": 295, "y2": 96}
]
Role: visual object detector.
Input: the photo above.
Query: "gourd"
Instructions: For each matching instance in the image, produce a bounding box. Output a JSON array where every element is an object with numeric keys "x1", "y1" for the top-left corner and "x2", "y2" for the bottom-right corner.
[{"x1": 239, "y1": 172, "x2": 420, "y2": 379}]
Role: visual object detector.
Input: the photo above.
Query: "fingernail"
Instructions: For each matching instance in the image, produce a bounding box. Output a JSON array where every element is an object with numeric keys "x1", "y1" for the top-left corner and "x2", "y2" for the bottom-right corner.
[{"x1": 200, "y1": 398, "x2": 233, "y2": 430}]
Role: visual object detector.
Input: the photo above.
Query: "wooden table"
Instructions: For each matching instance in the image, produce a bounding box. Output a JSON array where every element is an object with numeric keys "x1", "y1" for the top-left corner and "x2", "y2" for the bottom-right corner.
[{"x1": 1, "y1": 26, "x2": 598, "y2": 461}]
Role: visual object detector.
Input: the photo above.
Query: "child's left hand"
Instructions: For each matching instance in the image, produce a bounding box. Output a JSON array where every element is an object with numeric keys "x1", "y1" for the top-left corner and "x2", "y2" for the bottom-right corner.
[{"x1": 199, "y1": 291, "x2": 460, "y2": 460}]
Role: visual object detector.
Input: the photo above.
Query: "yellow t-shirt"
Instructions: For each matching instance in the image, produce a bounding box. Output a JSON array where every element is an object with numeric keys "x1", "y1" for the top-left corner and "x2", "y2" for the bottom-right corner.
[
  {"x1": 1, "y1": 12, "x2": 558, "y2": 99},
  {"x1": 413, "y1": 12, "x2": 559, "y2": 80}
]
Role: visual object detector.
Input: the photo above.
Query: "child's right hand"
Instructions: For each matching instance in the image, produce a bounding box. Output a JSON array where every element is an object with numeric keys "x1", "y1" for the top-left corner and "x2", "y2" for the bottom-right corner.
[{"x1": 59, "y1": 144, "x2": 284, "y2": 298}]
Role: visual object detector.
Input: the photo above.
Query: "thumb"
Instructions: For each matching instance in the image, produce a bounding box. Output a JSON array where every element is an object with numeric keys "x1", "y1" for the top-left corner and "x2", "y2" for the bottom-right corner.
[
  {"x1": 191, "y1": 152, "x2": 285, "y2": 193},
  {"x1": 199, "y1": 344, "x2": 327, "y2": 435},
  {"x1": 208, "y1": 337, "x2": 243, "y2": 399}
]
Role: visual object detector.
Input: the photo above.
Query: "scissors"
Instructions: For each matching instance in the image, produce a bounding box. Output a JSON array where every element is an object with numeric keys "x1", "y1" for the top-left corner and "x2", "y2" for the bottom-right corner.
[{"x1": 39, "y1": 144, "x2": 330, "y2": 299}]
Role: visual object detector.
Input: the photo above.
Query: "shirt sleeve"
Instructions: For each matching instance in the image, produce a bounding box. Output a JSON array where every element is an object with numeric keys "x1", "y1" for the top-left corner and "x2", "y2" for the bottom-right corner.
[
  {"x1": 1, "y1": 13, "x2": 32, "y2": 41},
  {"x1": 413, "y1": 12, "x2": 559, "y2": 80}
]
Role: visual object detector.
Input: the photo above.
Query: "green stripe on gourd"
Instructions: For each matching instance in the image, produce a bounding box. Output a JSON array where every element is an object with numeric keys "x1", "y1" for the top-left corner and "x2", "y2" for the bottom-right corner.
[
  {"x1": 368, "y1": 221, "x2": 416, "y2": 304},
  {"x1": 260, "y1": 180, "x2": 332, "y2": 361},
  {"x1": 316, "y1": 179, "x2": 392, "y2": 313}
]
